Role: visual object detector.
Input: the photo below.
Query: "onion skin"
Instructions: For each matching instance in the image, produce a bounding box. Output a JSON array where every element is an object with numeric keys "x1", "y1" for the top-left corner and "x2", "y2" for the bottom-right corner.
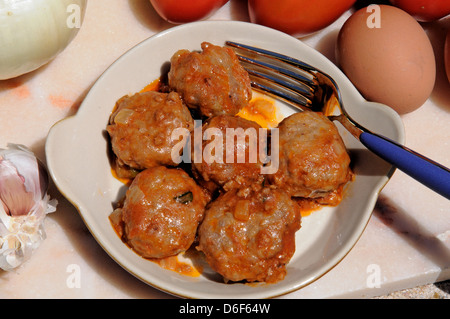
[{"x1": 0, "y1": 0, "x2": 87, "y2": 80}]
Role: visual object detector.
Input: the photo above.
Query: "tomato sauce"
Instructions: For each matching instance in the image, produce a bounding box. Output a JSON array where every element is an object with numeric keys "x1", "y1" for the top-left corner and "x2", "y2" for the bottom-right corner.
[
  {"x1": 140, "y1": 79, "x2": 161, "y2": 93},
  {"x1": 237, "y1": 95, "x2": 282, "y2": 128},
  {"x1": 152, "y1": 253, "x2": 203, "y2": 278},
  {"x1": 110, "y1": 167, "x2": 132, "y2": 186}
]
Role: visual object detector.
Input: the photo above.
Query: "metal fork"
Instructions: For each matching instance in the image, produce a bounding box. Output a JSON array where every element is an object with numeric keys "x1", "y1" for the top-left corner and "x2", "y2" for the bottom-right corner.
[{"x1": 226, "y1": 41, "x2": 450, "y2": 200}]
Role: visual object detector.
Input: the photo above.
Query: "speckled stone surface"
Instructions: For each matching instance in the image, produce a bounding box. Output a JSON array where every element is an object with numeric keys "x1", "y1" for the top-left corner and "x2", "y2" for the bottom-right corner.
[{"x1": 376, "y1": 280, "x2": 450, "y2": 299}]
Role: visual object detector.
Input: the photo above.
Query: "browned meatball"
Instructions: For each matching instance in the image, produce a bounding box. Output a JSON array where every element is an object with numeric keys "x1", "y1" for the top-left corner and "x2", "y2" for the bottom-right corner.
[
  {"x1": 120, "y1": 166, "x2": 209, "y2": 259},
  {"x1": 197, "y1": 186, "x2": 301, "y2": 283},
  {"x1": 168, "y1": 42, "x2": 252, "y2": 118},
  {"x1": 191, "y1": 115, "x2": 266, "y2": 192},
  {"x1": 107, "y1": 91, "x2": 194, "y2": 171},
  {"x1": 268, "y1": 111, "x2": 352, "y2": 199}
]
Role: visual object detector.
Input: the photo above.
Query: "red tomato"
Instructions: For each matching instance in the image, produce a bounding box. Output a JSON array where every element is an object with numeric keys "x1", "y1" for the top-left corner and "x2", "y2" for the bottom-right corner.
[
  {"x1": 389, "y1": 0, "x2": 450, "y2": 22},
  {"x1": 248, "y1": 0, "x2": 357, "y2": 37},
  {"x1": 149, "y1": 0, "x2": 229, "y2": 24}
]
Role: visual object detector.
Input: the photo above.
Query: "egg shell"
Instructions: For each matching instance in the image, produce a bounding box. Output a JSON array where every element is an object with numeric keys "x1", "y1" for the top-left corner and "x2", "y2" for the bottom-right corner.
[{"x1": 337, "y1": 5, "x2": 436, "y2": 114}]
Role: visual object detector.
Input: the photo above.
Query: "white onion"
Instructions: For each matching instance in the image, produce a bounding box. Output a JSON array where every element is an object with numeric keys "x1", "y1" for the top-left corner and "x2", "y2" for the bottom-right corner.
[
  {"x1": 0, "y1": 144, "x2": 57, "y2": 271},
  {"x1": 0, "y1": 0, "x2": 87, "y2": 80}
]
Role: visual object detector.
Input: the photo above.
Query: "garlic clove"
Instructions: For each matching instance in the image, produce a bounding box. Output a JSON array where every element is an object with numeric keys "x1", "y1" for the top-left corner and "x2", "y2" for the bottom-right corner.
[
  {"x1": 0, "y1": 144, "x2": 46, "y2": 201},
  {"x1": 0, "y1": 158, "x2": 36, "y2": 217},
  {"x1": 0, "y1": 144, "x2": 57, "y2": 271}
]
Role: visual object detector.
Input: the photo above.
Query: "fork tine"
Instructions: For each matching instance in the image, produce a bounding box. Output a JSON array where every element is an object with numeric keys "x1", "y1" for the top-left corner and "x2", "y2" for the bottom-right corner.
[
  {"x1": 226, "y1": 41, "x2": 316, "y2": 72},
  {"x1": 237, "y1": 55, "x2": 317, "y2": 105},
  {"x1": 237, "y1": 54, "x2": 316, "y2": 89},
  {"x1": 245, "y1": 66, "x2": 314, "y2": 101},
  {"x1": 248, "y1": 71, "x2": 313, "y2": 109},
  {"x1": 226, "y1": 42, "x2": 317, "y2": 93},
  {"x1": 226, "y1": 41, "x2": 317, "y2": 110}
]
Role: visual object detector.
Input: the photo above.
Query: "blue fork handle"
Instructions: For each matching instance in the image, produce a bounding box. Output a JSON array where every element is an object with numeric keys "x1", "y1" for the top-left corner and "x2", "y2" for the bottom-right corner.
[{"x1": 360, "y1": 132, "x2": 450, "y2": 200}]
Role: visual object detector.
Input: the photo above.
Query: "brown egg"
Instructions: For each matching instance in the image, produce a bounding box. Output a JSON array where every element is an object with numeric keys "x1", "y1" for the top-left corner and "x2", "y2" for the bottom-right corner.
[
  {"x1": 445, "y1": 28, "x2": 450, "y2": 84},
  {"x1": 337, "y1": 5, "x2": 436, "y2": 114}
]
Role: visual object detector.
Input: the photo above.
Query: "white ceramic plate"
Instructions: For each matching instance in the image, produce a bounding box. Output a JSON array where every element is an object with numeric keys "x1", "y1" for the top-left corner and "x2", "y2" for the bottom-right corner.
[{"x1": 45, "y1": 21, "x2": 404, "y2": 299}]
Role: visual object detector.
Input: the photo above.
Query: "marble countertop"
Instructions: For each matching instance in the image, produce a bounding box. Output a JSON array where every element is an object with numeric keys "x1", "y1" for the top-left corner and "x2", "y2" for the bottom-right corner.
[{"x1": 0, "y1": 0, "x2": 449, "y2": 299}]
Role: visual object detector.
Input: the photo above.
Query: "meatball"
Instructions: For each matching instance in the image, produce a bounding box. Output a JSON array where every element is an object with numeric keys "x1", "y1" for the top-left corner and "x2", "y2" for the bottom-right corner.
[
  {"x1": 197, "y1": 186, "x2": 301, "y2": 283},
  {"x1": 191, "y1": 115, "x2": 266, "y2": 192},
  {"x1": 107, "y1": 91, "x2": 194, "y2": 171},
  {"x1": 168, "y1": 42, "x2": 252, "y2": 118},
  {"x1": 120, "y1": 166, "x2": 209, "y2": 259},
  {"x1": 268, "y1": 111, "x2": 352, "y2": 199}
]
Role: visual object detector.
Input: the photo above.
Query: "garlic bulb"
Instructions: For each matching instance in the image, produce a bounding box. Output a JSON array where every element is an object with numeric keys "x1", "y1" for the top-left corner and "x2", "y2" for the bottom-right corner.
[
  {"x1": 0, "y1": 144, "x2": 57, "y2": 271},
  {"x1": 0, "y1": 0, "x2": 87, "y2": 80}
]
